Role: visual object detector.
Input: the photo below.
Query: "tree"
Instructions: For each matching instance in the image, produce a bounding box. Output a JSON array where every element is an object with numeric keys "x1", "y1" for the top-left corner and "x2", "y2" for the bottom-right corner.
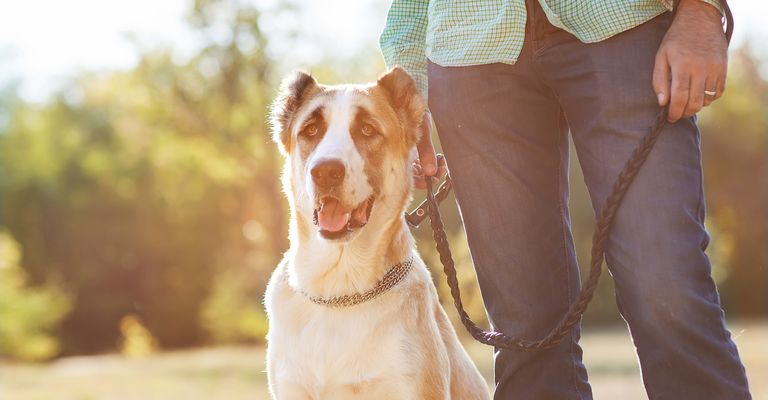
[{"x1": 1, "y1": 0, "x2": 286, "y2": 353}]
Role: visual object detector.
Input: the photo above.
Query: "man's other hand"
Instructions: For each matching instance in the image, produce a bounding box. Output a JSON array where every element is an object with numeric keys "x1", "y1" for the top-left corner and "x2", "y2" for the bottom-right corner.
[{"x1": 653, "y1": 0, "x2": 728, "y2": 122}]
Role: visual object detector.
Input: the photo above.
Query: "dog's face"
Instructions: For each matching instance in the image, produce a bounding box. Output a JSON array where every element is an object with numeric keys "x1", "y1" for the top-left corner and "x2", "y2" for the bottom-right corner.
[{"x1": 270, "y1": 68, "x2": 426, "y2": 242}]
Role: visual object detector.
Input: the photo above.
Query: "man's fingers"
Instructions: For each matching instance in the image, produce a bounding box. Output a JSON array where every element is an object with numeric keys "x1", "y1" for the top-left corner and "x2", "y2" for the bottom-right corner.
[
  {"x1": 413, "y1": 160, "x2": 426, "y2": 189},
  {"x1": 413, "y1": 162, "x2": 423, "y2": 176},
  {"x1": 716, "y1": 72, "x2": 727, "y2": 100},
  {"x1": 684, "y1": 74, "x2": 706, "y2": 117},
  {"x1": 437, "y1": 154, "x2": 448, "y2": 178},
  {"x1": 416, "y1": 135, "x2": 437, "y2": 177},
  {"x1": 413, "y1": 112, "x2": 437, "y2": 190},
  {"x1": 416, "y1": 114, "x2": 437, "y2": 176},
  {"x1": 652, "y1": 51, "x2": 671, "y2": 106},
  {"x1": 435, "y1": 154, "x2": 448, "y2": 179},
  {"x1": 703, "y1": 75, "x2": 717, "y2": 107},
  {"x1": 413, "y1": 155, "x2": 448, "y2": 190},
  {"x1": 668, "y1": 70, "x2": 691, "y2": 122}
]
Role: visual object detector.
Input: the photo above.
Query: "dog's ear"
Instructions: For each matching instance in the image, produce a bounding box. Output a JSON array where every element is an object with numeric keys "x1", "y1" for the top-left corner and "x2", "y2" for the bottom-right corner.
[
  {"x1": 377, "y1": 67, "x2": 427, "y2": 146},
  {"x1": 270, "y1": 71, "x2": 318, "y2": 153}
]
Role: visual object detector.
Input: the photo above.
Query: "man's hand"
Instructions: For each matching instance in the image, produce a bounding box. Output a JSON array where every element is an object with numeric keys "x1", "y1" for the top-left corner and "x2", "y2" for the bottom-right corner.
[
  {"x1": 413, "y1": 111, "x2": 448, "y2": 189},
  {"x1": 653, "y1": 0, "x2": 728, "y2": 122}
]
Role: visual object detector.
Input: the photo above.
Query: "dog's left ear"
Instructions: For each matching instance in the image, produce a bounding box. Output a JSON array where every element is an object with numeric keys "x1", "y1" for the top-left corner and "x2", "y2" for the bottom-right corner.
[{"x1": 377, "y1": 67, "x2": 427, "y2": 146}]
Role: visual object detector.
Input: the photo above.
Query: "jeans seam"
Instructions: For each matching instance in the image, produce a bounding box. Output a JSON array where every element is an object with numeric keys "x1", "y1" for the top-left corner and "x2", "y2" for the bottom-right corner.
[
  {"x1": 555, "y1": 109, "x2": 584, "y2": 400},
  {"x1": 691, "y1": 123, "x2": 711, "y2": 252}
]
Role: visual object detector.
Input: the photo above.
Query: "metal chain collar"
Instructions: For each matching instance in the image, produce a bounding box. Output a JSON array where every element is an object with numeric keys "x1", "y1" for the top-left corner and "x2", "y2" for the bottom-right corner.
[{"x1": 292, "y1": 258, "x2": 414, "y2": 308}]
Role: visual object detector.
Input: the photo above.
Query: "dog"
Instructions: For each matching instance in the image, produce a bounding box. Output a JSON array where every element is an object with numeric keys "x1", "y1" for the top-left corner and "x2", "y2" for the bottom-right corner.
[{"x1": 264, "y1": 67, "x2": 490, "y2": 399}]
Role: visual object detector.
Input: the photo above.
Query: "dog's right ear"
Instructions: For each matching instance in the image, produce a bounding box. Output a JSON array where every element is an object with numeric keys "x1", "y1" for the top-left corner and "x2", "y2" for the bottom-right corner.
[{"x1": 270, "y1": 71, "x2": 318, "y2": 153}]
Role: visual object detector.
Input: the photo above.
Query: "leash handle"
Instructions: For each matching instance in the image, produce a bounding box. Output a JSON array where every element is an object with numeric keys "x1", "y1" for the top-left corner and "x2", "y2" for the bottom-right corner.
[
  {"x1": 422, "y1": 109, "x2": 670, "y2": 351},
  {"x1": 723, "y1": 0, "x2": 734, "y2": 44}
]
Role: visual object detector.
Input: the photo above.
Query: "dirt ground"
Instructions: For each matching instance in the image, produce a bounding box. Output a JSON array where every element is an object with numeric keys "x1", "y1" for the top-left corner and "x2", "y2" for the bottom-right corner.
[{"x1": 2, "y1": 321, "x2": 765, "y2": 399}]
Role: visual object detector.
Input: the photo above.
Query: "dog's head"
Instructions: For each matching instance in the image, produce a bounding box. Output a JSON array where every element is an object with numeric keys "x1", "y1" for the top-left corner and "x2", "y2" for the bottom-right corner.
[{"x1": 270, "y1": 67, "x2": 426, "y2": 242}]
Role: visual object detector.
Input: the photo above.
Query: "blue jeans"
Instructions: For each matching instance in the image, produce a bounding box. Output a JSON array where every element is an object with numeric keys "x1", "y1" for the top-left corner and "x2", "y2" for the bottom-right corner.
[{"x1": 426, "y1": 7, "x2": 751, "y2": 400}]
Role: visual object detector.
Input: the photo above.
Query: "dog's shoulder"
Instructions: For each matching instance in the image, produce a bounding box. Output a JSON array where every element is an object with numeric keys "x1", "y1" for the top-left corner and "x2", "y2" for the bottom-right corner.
[{"x1": 264, "y1": 258, "x2": 292, "y2": 315}]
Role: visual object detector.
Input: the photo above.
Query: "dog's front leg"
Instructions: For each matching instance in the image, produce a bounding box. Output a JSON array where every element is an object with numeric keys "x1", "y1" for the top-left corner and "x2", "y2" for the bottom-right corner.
[
  {"x1": 320, "y1": 380, "x2": 417, "y2": 400},
  {"x1": 271, "y1": 381, "x2": 314, "y2": 400}
]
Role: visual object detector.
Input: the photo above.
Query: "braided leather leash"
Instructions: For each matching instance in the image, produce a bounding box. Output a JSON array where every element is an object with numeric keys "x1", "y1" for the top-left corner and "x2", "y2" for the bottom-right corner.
[
  {"x1": 406, "y1": 0, "x2": 734, "y2": 352},
  {"x1": 408, "y1": 109, "x2": 668, "y2": 351}
]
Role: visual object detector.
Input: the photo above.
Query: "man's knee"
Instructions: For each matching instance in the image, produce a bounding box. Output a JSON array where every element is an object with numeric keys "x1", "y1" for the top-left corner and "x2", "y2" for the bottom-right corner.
[
  {"x1": 606, "y1": 199, "x2": 719, "y2": 324},
  {"x1": 609, "y1": 237, "x2": 721, "y2": 336}
]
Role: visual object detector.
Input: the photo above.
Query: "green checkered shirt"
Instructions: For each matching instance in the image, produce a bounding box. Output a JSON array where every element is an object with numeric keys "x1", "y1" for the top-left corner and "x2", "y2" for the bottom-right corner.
[{"x1": 379, "y1": 0, "x2": 723, "y2": 100}]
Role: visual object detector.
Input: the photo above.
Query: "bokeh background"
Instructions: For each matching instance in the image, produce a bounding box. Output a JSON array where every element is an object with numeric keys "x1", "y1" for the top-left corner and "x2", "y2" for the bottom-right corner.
[{"x1": 0, "y1": 0, "x2": 766, "y2": 398}]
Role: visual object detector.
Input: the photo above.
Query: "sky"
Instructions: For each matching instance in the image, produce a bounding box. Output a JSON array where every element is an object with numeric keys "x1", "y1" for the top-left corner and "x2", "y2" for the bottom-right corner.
[{"x1": 0, "y1": 0, "x2": 765, "y2": 101}]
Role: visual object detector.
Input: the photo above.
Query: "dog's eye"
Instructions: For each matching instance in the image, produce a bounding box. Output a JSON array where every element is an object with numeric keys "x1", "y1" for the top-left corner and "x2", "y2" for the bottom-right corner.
[
  {"x1": 361, "y1": 123, "x2": 377, "y2": 137},
  {"x1": 302, "y1": 124, "x2": 318, "y2": 137}
]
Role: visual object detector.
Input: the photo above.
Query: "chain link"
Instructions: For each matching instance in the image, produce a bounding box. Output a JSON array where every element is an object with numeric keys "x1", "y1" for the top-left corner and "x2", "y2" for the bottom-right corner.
[{"x1": 293, "y1": 258, "x2": 414, "y2": 307}]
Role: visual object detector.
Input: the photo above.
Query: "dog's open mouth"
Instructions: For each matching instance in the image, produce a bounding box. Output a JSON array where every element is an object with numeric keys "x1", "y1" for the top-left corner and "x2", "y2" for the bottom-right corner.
[{"x1": 313, "y1": 196, "x2": 374, "y2": 239}]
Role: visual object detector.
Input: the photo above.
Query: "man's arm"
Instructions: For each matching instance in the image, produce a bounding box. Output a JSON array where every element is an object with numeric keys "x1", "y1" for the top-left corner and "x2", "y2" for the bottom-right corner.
[
  {"x1": 379, "y1": 0, "x2": 430, "y2": 100},
  {"x1": 654, "y1": 0, "x2": 729, "y2": 122}
]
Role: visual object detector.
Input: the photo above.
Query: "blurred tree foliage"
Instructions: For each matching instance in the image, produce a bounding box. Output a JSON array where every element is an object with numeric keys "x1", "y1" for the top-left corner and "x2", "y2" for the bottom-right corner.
[
  {"x1": 697, "y1": 48, "x2": 768, "y2": 316},
  {"x1": 0, "y1": 0, "x2": 765, "y2": 358},
  {"x1": 200, "y1": 267, "x2": 269, "y2": 344},
  {"x1": 0, "y1": 0, "x2": 286, "y2": 354},
  {"x1": 0, "y1": 230, "x2": 70, "y2": 361}
]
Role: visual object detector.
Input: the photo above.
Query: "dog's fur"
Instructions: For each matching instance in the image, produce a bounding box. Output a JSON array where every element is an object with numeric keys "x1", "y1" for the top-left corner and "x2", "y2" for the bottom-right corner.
[{"x1": 264, "y1": 68, "x2": 490, "y2": 399}]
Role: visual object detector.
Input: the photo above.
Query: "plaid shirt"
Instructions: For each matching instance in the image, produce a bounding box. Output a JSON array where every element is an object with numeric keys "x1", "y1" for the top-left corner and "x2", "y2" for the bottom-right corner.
[{"x1": 379, "y1": 0, "x2": 723, "y2": 100}]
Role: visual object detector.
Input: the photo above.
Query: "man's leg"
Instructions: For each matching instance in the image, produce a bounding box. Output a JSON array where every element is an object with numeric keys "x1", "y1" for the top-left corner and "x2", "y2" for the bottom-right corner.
[
  {"x1": 427, "y1": 56, "x2": 592, "y2": 399},
  {"x1": 539, "y1": 12, "x2": 751, "y2": 399}
]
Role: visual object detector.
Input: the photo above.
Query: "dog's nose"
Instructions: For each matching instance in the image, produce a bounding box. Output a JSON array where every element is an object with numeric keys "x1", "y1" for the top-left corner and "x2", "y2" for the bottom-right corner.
[{"x1": 311, "y1": 159, "x2": 345, "y2": 188}]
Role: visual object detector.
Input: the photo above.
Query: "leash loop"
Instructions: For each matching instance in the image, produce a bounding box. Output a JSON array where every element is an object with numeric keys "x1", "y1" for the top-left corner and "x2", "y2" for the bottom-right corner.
[{"x1": 419, "y1": 109, "x2": 669, "y2": 351}]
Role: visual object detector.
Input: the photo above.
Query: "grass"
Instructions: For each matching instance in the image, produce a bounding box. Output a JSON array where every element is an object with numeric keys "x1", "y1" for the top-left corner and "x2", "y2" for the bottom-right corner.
[{"x1": 2, "y1": 321, "x2": 765, "y2": 399}]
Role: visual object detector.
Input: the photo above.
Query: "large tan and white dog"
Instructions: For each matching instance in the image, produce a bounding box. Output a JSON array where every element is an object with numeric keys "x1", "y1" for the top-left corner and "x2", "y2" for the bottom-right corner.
[{"x1": 264, "y1": 67, "x2": 490, "y2": 399}]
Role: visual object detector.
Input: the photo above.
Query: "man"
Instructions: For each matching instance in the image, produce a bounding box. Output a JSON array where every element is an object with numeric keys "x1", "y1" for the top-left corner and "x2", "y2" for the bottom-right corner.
[{"x1": 380, "y1": 0, "x2": 751, "y2": 399}]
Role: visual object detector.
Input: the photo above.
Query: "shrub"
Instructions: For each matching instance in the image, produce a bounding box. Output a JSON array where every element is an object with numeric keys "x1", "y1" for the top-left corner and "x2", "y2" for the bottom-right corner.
[
  {"x1": 0, "y1": 231, "x2": 70, "y2": 361},
  {"x1": 200, "y1": 268, "x2": 268, "y2": 344}
]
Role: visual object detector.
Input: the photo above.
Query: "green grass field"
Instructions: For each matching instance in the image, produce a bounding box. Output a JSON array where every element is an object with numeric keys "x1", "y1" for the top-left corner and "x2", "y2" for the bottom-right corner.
[{"x1": 2, "y1": 321, "x2": 765, "y2": 399}]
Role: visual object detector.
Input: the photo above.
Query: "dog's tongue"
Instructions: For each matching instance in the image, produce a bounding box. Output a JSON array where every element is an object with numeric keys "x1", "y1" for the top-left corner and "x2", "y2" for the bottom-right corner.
[{"x1": 318, "y1": 198, "x2": 351, "y2": 232}]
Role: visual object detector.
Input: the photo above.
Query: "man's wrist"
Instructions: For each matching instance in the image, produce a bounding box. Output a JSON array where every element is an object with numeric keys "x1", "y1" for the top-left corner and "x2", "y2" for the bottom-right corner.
[
  {"x1": 676, "y1": 0, "x2": 724, "y2": 19},
  {"x1": 674, "y1": 0, "x2": 725, "y2": 33}
]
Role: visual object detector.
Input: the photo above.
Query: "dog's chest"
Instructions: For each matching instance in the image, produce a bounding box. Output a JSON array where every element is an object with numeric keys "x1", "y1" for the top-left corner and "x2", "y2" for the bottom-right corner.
[{"x1": 270, "y1": 292, "x2": 417, "y2": 389}]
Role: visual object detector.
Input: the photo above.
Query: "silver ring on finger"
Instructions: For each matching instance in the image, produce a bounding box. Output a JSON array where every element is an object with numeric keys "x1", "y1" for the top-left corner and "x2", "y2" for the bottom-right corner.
[{"x1": 704, "y1": 89, "x2": 717, "y2": 97}]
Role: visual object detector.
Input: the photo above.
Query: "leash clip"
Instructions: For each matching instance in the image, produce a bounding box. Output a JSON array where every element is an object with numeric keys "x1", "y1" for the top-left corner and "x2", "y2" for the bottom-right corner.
[{"x1": 405, "y1": 175, "x2": 452, "y2": 228}]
